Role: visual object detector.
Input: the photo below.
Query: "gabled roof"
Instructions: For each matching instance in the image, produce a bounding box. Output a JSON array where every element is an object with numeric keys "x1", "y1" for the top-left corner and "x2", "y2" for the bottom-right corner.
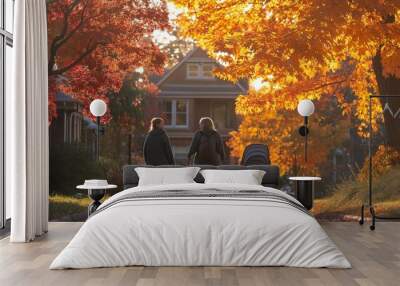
[
  {"x1": 156, "y1": 47, "x2": 247, "y2": 93},
  {"x1": 56, "y1": 92, "x2": 80, "y2": 103},
  {"x1": 156, "y1": 48, "x2": 198, "y2": 87}
]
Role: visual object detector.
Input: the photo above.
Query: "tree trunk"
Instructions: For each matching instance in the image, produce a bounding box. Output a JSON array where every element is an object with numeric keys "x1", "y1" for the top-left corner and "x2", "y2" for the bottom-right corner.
[{"x1": 372, "y1": 50, "x2": 400, "y2": 151}]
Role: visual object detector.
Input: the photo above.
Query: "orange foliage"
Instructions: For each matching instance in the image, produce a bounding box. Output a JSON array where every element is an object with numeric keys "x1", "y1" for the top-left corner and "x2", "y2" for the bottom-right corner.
[
  {"x1": 173, "y1": 0, "x2": 400, "y2": 172},
  {"x1": 229, "y1": 92, "x2": 350, "y2": 174},
  {"x1": 47, "y1": 0, "x2": 170, "y2": 121},
  {"x1": 358, "y1": 145, "x2": 400, "y2": 181}
]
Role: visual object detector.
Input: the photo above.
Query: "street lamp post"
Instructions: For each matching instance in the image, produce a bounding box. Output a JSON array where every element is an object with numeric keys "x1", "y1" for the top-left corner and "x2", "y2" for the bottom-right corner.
[{"x1": 90, "y1": 99, "x2": 107, "y2": 161}]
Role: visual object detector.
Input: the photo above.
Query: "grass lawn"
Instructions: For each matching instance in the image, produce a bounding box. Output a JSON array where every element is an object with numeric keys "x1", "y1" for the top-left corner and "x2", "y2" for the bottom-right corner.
[
  {"x1": 49, "y1": 195, "x2": 90, "y2": 221},
  {"x1": 49, "y1": 194, "x2": 110, "y2": 221},
  {"x1": 314, "y1": 167, "x2": 400, "y2": 220}
]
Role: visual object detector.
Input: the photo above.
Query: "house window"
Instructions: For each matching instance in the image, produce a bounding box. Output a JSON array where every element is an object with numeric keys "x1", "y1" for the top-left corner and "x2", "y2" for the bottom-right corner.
[
  {"x1": 66, "y1": 112, "x2": 82, "y2": 144},
  {"x1": 162, "y1": 100, "x2": 173, "y2": 126},
  {"x1": 186, "y1": 63, "x2": 214, "y2": 79},
  {"x1": 187, "y1": 63, "x2": 200, "y2": 79},
  {"x1": 161, "y1": 100, "x2": 189, "y2": 128},
  {"x1": 202, "y1": 63, "x2": 214, "y2": 78},
  {"x1": 1, "y1": 0, "x2": 15, "y2": 228},
  {"x1": 5, "y1": 0, "x2": 14, "y2": 33}
]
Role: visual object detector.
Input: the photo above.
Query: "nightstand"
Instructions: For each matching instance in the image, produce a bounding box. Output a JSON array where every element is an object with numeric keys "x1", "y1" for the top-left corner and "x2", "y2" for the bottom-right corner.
[
  {"x1": 289, "y1": 177, "x2": 321, "y2": 210},
  {"x1": 77, "y1": 180, "x2": 117, "y2": 216}
]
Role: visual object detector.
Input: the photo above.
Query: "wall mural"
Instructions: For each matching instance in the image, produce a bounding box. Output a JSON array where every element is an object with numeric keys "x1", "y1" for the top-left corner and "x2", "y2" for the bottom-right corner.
[{"x1": 47, "y1": 0, "x2": 400, "y2": 222}]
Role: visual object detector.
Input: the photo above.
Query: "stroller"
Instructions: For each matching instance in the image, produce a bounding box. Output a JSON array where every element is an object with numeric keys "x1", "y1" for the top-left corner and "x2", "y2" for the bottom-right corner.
[{"x1": 240, "y1": 144, "x2": 271, "y2": 165}]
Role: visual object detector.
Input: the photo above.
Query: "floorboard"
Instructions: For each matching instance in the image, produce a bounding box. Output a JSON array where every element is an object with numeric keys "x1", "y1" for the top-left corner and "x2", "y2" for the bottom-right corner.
[{"x1": 0, "y1": 222, "x2": 399, "y2": 286}]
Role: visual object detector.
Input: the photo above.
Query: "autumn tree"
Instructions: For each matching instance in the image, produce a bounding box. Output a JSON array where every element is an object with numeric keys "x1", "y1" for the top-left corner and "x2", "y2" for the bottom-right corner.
[
  {"x1": 156, "y1": 26, "x2": 194, "y2": 68},
  {"x1": 229, "y1": 89, "x2": 351, "y2": 173},
  {"x1": 47, "y1": 0, "x2": 169, "y2": 121},
  {"x1": 173, "y1": 1, "x2": 400, "y2": 170},
  {"x1": 101, "y1": 72, "x2": 154, "y2": 184}
]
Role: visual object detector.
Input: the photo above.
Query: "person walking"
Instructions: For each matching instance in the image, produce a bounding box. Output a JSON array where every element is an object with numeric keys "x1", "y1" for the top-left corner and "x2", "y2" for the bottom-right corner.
[
  {"x1": 143, "y1": 117, "x2": 175, "y2": 165},
  {"x1": 188, "y1": 117, "x2": 225, "y2": 165}
]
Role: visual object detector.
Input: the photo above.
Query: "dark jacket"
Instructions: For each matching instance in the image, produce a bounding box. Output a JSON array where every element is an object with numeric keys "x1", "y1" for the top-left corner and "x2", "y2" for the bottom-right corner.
[
  {"x1": 188, "y1": 130, "x2": 225, "y2": 165},
  {"x1": 143, "y1": 128, "x2": 175, "y2": 165}
]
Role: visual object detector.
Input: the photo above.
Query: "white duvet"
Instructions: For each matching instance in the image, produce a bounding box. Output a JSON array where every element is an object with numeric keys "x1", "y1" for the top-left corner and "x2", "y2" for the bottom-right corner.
[{"x1": 50, "y1": 183, "x2": 351, "y2": 269}]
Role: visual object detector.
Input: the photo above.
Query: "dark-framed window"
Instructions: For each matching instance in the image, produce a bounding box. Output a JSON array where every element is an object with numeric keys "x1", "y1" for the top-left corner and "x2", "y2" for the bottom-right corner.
[{"x1": 1, "y1": 0, "x2": 14, "y2": 229}]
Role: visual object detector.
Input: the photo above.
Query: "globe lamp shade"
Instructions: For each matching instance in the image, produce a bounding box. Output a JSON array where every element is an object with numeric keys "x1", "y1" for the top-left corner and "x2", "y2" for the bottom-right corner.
[
  {"x1": 297, "y1": 99, "x2": 315, "y2": 117},
  {"x1": 90, "y1": 99, "x2": 107, "y2": 117}
]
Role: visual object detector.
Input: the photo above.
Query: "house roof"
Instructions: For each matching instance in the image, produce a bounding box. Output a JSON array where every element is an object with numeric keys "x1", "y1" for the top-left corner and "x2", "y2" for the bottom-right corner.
[
  {"x1": 56, "y1": 92, "x2": 79, "y2": 103},
  {"x1": 155, "y1": 47, "x2": 247, "y2": 95},
  {"x1": 149, "y1": 71, "x2": 167, "y2": 84},
  {"x1": 156, "y1": 48, "x2": 198, "y2": 87}
]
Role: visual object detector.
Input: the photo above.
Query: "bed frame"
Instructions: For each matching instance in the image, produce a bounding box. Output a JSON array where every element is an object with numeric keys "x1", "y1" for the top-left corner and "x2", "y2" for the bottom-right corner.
[{"x1": 122, "y1": 165, "x2": 280, "y2": 190}]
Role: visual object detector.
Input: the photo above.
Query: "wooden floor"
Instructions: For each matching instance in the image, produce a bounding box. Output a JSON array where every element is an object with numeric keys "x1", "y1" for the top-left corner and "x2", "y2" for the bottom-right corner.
[{"x1": 0, "y1": 222, "x2": 399, "y2": 286}]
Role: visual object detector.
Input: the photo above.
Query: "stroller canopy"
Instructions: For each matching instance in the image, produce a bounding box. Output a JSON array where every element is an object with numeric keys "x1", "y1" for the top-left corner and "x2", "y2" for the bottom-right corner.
[{"x1": 240, "y1": 144, "x2": 271, "y2": 165}]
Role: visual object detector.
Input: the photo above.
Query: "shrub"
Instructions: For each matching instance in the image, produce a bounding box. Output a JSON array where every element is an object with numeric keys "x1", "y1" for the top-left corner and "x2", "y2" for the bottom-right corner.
[{"x1": 50, "y1": 144, "x2": 105, "y2": 196}]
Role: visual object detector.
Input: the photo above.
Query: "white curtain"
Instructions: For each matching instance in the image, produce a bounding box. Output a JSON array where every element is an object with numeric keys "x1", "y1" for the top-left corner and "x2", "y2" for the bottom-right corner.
[{"x1": 8, "y1": 0, "x2": 49, "y2": 242}]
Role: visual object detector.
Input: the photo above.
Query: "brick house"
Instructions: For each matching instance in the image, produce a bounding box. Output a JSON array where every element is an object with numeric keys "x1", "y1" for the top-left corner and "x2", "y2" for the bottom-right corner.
[{"x1": 155, "y1": 47, "x2": 247, "y2": 163}]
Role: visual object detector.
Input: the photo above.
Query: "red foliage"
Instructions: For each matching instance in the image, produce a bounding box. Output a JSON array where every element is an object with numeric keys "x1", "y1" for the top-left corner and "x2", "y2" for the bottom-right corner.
[{"x1": 47, "y1": 0, "x2": 169, "y2": 122}]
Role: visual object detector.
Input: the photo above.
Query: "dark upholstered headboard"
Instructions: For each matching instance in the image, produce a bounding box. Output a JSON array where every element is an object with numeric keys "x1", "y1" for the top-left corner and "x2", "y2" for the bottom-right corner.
[{"x1": 122, "y1": 165, "x2": 280, "y2": 190}]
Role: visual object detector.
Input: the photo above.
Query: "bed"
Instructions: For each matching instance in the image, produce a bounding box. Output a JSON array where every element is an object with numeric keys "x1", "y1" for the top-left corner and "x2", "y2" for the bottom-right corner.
[{"x1": 50, "y1": 165, "x2": 350, "y2": 269}]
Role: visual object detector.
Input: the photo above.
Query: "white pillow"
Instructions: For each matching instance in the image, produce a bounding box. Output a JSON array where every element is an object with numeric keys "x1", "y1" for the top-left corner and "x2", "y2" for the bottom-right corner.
[
  {"x1": 200, "y1": 169, "x2": 265, "y2": 185},
  {"x1": 135, "y1": 167, "x2": 200, "y2": 186}
]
